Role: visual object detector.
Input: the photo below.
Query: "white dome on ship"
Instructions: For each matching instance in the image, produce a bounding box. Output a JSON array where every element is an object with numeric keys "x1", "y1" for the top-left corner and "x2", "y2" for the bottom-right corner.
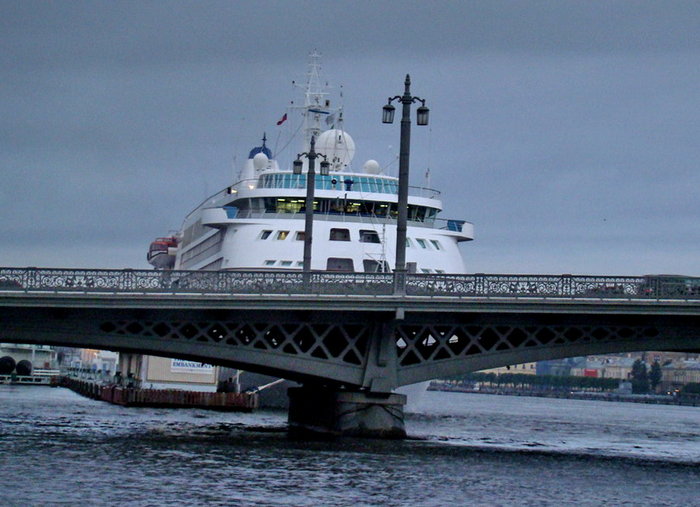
[
  {"x1": 363, "y1": 159, "x2": 381, "y2": 174},
  {"x1": 315, "y1": 129, "x2": 355, "y2": 171},
  {"x1": 253, "y1": 152, "x2": 269, "y2": 171}
]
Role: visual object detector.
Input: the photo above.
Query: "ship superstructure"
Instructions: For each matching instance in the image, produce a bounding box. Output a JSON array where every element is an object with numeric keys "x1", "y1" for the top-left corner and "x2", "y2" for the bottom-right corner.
[{"x1": 154, "y1": 54, "x2": 473, "y2": 275}]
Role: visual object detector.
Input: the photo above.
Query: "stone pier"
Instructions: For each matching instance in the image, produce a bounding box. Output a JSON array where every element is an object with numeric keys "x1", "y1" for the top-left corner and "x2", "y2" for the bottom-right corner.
[{"x1": 287, "y1": 386, "x2": 407, "y2": 439}]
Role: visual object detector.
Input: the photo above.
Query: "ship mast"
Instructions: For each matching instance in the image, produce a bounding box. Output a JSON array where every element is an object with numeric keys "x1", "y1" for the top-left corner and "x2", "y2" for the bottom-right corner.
[{"x1": 299, "y1": 50, "x2": 330, "y2": 152}]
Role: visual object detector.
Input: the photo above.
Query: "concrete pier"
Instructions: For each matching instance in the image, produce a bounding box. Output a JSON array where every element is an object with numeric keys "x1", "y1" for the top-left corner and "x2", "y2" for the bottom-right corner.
[{"x1": 288, "y1": 386, "x2": 407, "y2": 439}]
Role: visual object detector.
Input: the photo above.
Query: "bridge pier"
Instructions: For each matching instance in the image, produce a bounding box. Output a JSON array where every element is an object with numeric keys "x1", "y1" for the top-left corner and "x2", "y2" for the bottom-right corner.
[{"x1": 287, "y1": 386, "x2": 407, "y2": 439}]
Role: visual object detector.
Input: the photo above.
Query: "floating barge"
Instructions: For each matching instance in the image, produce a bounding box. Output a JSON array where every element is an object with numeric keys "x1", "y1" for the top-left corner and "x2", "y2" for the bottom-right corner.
[{"x1": 63, "y1": 377, "x2": 257, "y2": 412}]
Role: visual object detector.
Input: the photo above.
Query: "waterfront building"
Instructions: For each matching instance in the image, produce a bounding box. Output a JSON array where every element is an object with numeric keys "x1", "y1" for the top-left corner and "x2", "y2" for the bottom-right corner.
[
  {"x1": 78, "y1": 349, "x2": 118, "y2": 375},
  {"x1": 479, "y1": 362, "x2": 538, "y2": 375},
  {"x1": 118, "y1": 353, "x2": 219, "y2": 392},
  {"x1": 660, "y1": 361, "x2": 700, "y2": 391}
]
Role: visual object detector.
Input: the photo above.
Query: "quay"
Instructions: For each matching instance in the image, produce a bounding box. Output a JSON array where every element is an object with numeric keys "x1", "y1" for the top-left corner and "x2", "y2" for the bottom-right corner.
[{"x1": 62, "y1": 377, "x2": 258, "y2": 411}]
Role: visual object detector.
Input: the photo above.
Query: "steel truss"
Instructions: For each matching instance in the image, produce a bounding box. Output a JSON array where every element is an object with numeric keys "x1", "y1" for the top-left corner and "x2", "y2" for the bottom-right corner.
[{"x1": 3, "y1": 303, "x2": 696, "y2": 391}]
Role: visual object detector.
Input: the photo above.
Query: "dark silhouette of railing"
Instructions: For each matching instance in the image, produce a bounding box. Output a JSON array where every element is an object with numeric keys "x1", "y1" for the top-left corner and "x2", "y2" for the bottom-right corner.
[{"x1": 1, "y1": 268, "x2": 698, "y2": 300}]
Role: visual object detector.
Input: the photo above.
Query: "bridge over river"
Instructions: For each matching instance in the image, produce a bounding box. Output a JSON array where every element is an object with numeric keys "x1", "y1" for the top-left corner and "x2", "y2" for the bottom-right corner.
[{"x1": 1, "y1": 268, "x2": 699, "y2": 438}]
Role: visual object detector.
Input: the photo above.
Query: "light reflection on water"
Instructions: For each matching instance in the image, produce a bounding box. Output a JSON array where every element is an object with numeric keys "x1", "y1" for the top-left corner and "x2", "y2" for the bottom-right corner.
[{"x1": 1, "y1": 386, "x2": 699, "y2": 506}]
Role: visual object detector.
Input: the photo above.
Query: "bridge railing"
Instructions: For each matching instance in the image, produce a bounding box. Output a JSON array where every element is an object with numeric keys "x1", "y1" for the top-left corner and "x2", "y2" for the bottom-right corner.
[
  {"x1": 0, "y1": 268, "x2": 698, "y2": 300},
  {"x1": 0, "y1": 268, "x2": 395, "y2": 296}
]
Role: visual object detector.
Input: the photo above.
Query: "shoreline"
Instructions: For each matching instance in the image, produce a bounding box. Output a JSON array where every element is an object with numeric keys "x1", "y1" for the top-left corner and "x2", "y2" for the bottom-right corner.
[{"x1": 430, "y1": 384, "x2": 700, "y2": 407}]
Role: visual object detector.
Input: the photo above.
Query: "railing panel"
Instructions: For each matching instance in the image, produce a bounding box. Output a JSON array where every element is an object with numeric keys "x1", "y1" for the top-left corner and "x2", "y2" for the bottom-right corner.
[{"x1": 0, "y1": 268, "x2": 698, "y2": 300}]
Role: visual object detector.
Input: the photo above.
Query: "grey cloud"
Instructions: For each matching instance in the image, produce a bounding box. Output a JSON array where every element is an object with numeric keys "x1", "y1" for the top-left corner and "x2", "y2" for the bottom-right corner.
[{"x1": 1, "y1": 2, "x2": 698, "y2": 275}]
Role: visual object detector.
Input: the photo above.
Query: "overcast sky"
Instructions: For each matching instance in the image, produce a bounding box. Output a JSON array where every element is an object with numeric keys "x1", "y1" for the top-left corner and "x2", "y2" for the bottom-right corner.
[{"x1": 1, "y1": 1, "x2": 699, "y2": 275}]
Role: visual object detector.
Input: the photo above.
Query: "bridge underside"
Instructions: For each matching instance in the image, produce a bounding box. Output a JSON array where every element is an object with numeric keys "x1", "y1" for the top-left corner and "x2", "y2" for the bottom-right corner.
[{"x1": 1, "y1": 305, "x2": 698, "y2": 392}]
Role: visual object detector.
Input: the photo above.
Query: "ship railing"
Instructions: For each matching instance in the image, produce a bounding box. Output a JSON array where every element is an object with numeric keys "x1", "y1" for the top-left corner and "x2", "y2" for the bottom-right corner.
[
  {"x1": 229, "y1": 176, "x2": 441, "y2": 198},
  {"x1": 204, "y1": 208, "x2": 449, "y2": 228},
  {"x1": 1, "y1": 268, "x2": 699, "y2": 300},
  {"x1": 184, "y1": 176, "x2": 442, "y2": 222}
]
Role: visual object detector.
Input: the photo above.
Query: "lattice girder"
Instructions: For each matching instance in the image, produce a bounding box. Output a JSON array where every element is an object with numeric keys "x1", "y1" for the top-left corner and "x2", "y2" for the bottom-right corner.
[
  {"x1": 394, "y1": 312, "x2": 699, "y2": 386},
  {"x1": 1, "y1": 304, "x2": 699, "y2": 392},
  {"x1": 0, "y1": 306, "x2": 392, "y2": 388}
]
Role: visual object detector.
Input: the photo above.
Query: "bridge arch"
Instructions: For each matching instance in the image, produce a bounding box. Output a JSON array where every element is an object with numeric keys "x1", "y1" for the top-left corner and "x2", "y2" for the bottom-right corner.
[
  {"x1": 1, "y1": 296, "x2": 698, "y2": 391},
  {"x1": 392, "y1": 312, "x2": 699, "y2": 386}
]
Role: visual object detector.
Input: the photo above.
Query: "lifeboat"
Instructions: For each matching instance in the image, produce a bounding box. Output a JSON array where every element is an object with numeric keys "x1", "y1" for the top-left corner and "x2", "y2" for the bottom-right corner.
[{"x1": 147, "y1": 237, "x2": 178, "y2": 269}]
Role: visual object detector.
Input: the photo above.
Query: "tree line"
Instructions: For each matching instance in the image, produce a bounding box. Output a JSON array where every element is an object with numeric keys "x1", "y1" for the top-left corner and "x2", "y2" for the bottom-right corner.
[{"x1": 449, "y1": 360, "x2": 673, "y2": 394}]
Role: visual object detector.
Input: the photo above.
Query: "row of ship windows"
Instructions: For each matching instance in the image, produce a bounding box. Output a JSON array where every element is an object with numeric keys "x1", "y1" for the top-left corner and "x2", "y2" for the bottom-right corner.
[
  {"x1": 262, "y1": 258, "x2": 446, "y2": 274},
  {"x1": 258, "y1": 173, "x2": 400, "y2": 194},
  {"x1": 259, "y1": 228, "x2": 443, "y2": 251}
]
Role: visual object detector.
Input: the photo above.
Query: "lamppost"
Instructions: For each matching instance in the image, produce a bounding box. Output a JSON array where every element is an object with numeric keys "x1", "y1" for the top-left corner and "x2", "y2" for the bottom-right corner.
[
  {"x1": 293, "y1": 135, "x2": 330, "y2": 273},
  {"x1": 382, "y1": 74, "x2": 429, "y2": 294}
]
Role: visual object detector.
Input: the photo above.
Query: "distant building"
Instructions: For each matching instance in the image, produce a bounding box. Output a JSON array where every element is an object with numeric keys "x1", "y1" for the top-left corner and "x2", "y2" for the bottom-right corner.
[
  {"x1": 118, "y1": 353, "x2": 219, "y2": 392},
  {"x1": 471, "y1": 352, "x2": 700, "y2": 393},
  {"x1": 660, "y1": 361, "x2": 700, "y2": 391},
  {"x1": 570, "y1": 357, "x2": 636, "y2": 380},
  {"x1": 479, "y1": 362, "x2": 538, "y2": 375},
  {"x1": 535, "y1": 358, "x2": 583, "y2": 376},
  {"x1": 79, "y1": 349, "x2": 118, "y2": 374}
]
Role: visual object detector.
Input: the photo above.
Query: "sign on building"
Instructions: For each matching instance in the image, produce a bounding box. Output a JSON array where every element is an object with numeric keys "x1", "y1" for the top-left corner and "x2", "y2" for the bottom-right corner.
[{"x1": 170, "y1": 359, "x2": 214, "y2": 374}]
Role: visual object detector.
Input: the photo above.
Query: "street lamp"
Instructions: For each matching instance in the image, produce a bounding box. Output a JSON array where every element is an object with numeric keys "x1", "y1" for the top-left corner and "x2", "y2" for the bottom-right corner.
[
  {"x1": 293, "y1": 135, "x2": 330, "y2": 273},
  {"x1": 382, "y1": 74, "x2": 429, "y2": 293}
]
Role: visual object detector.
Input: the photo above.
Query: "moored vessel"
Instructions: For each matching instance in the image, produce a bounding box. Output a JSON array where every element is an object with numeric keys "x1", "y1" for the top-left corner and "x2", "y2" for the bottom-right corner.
[{"x1": 149, "y1": 52, "x2": 473, "y2": 274}]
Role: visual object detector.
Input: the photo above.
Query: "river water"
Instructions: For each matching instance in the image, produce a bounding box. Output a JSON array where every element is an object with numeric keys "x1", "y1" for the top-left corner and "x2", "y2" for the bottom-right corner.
[{"x1": 1, "y1": 386, "x2": 698, "y2": 506}]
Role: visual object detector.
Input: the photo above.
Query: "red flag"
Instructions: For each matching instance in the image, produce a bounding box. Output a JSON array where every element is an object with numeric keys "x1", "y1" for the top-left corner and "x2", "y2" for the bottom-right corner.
[{"x1": 276, "y1": 113, "x2": 287, "y2": 125}]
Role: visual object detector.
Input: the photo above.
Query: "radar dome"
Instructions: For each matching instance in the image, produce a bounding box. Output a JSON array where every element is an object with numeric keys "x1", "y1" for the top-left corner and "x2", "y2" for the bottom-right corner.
[
  {"x1": 253, "y1": 152, "x2": 269, "y2": 171},
  {"x1": 363, "y1": 159, "x2": 381, "y2": 174},
  {"x1": 315, "y1": 129, "x2": 356, "y2": 171}
]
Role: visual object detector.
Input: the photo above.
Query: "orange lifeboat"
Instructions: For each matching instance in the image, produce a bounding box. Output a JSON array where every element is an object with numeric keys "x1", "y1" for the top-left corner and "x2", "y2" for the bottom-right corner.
[{"x1": 147, "y1": 237, "x2": 178, "y2": 269}]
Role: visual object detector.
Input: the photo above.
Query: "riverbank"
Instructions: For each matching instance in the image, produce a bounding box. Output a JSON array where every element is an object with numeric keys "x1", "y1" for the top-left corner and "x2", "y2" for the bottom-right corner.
[{"x1": 430, "y1": 383, "x2": 700, "y2": 407}]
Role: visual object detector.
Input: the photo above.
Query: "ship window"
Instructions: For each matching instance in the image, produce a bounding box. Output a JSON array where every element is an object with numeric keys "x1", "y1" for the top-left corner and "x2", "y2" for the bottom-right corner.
[
  {"x1": 430, "y1": 240, "x2": 442, "y2": 250},
  {"x1": 406, "y1": 238, "x2": 413, "y2": 247},
  {"x1": 326, "y1": 258, "x2": 354, "y2": 272},
  {"x1": 260, "y1": 230, "x2": 272, "y2": 240},
  {"x1": 416, "y1": 239, "x2": 428, "y2": 249},
  {"x1": 264, "y1": 260, "x2": 276, "y2": 266},
  {"x1": 277, "y1": 230, "x2": 290, "y2": 240},
  {"x1": 330, "y1": 228, "x2": 351, "y2": 241},
  {"x1": 435, "y1": 269, "x2": 445, "y2": 274},
  {"x1": 279, "y1": 261, "x2": 293, "y2": 267},
  {"x1": 296, "y1": 261, "x2": 303, "y2": 267},
  {"x1": 363, "y1": 259, "x2": 390, "y2": 273},
  {"x1": 359, "y1": 230, "x2": 381, "y2": 244},
  {"x1": 410, "y1": 206, "x2": 427, "y2": 222},
  {"x1": 295, "y1": 231, "x2": 305, "y2": 241},
  {"x1": 343, "y1": 202, "x2": 361, "y2": 214},
  {"x1": 421, "y1": 269, "x2": 432, "y2": 273}
]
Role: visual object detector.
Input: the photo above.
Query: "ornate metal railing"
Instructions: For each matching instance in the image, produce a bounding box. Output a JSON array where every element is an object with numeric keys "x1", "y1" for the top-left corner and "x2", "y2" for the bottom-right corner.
[{"x1": 0, "y1": 268, "x2": 698, "y2": 300}]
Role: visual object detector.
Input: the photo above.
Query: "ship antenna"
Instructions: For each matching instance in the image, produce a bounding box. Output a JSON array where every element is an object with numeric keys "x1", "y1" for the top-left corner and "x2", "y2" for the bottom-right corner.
[{"x1": 298, "y1": 50, "x2": 329, "y2": 151}]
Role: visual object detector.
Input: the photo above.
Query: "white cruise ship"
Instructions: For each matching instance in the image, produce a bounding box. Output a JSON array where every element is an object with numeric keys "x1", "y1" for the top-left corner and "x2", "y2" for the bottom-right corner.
[
  {"x1": 147, "y1": 53, "x2": 474, "y2": 407},
  {"x1": 149, "y1": 53, "x2": 473, "y2": 276}
]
